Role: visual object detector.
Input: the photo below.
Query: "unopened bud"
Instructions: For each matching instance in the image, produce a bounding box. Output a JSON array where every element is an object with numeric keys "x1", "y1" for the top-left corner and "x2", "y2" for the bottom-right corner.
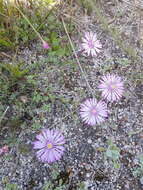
[{"x1": 42, "y1": 41, "x2": 50, "y2": 49}]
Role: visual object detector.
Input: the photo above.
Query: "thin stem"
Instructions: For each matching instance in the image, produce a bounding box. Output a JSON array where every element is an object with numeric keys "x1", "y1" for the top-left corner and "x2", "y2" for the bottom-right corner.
[
  {"x1": 61, "y1": 17, "x2": 94, "y2": 97},
  {"x1": 0, "y1": 12, "x2": 9, "y2": 18},
  {"x1": 0, "y1": 106, "x2": 9, "y2": 125}
]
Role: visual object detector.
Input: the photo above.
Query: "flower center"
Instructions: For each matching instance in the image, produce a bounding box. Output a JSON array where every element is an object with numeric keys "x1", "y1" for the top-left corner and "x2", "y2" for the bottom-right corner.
[
  {"x1": 91, "y1": 108, "x2": 97, "y2": 115},
  {"x1": 88, "y1": 41, "x2": 94, "y2": 48},
  {"x1": 111, "y1": 84, "x2": 116, "y2": 89},
  {"x1": 108, "y1": 83, "x2": 116, "y2": 90},
  {"x1": 47, "y1": 143, "x2": 53, "y2": 149}
]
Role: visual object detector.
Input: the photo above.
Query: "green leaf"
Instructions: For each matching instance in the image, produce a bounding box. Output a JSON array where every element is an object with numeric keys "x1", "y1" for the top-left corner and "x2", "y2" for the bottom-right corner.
[
  {"x1": 0, "y1": 38, "x2": 13, "y2": 47},
  {"x1": 132, "y1": 169, "x2": 140, "y2": 177},
  {"x1": 4, "y1": 183, "x2": 19, "y2": 190},
  {"x1": 31, "y1": 122, "x2": 42, "y2": 130},
  {"x1": 0, "y1": 62, "x2": 28, "y2": 79},
  {"x1": 42, "y1": 181, "x2": 53, "y2": 190},
  {"x1": 118, "y1": 58, "x2": 131, "y2": 66},
  {"x1": 107, "y1": 138, "x2": 113, "y2": 146},
  {"x1": 55, "y1": 48, "x2": 66, "y2": 57},
  {"x1": 113, "y1": 161, "x2": 120, "y2": 169},
  {"x1": 140, "y1": 176, "x2": 143, "y2": 185},
  {"x1": 139, "y1": 154, "x2": 143, "y2": 165},
  {"x1": 42, "y1": 104, "x2": 51, "y2": 112},
  {"x1": 106, "y1": 143, "x2": 120, "y2": 161}
]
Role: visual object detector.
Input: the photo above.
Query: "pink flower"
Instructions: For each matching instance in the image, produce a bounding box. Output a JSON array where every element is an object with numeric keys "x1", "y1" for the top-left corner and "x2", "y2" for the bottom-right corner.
[
  {"x1": 98, "y1": 74, "x2": 124, "y2": 102},
  {"x1": 0, "y1": 145, "x2": 8, "y2": 156},
  {"x1": 81, "y1": 31, "x2": 102, "y2": 56},
  {"x1": 80, "y1": 98, "x2": 108, "y2": 126},
  {"x1": 33, "y1": 129, "x2": 65, "y2": 163},
  {"x1": 42, "y1": 41, "x2": 50, "y2": 49}
]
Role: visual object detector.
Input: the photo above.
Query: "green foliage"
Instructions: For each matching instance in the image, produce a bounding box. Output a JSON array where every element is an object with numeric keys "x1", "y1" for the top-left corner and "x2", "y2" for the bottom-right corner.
[
  {"x1": 105, "y1": 139, "x2": 120, "y2": 169},
  {"x1": 128, "y1": 129, "x2": 143, "y2": 137},
  {"x1": 42, "y1": 167, "x2": 66, "y2": 190},
  {"x1": 14, "y1": 17, "x2": 36, "y2": 44},
  {"x1": 0, "y1": 0, "x2": 61, "y2": 49},
  {"x1": 31, "y1": 121, "x2": 42, "y2": 130},
  {"x1": 18, "y1": 143, "x2": 31, "y2": 155},
  {"x1": 42, "y1": 165, "x2": 88, "y2": 190},
  {"x1": 32, "y1": 91, "x2": 43, "y2": 104},
  {"x1": 0, "y1": 62, "x2": 28, "y2": 80},
  {"x1": 77, "y1": 182, "x2": 87, "y2": 190},
  {"x1": 0, "y1": 36, "x2": 13, "y2": 48},
  {"x1": 43, "y1": 181, "x2": 66, "y2": 190},
  {"x1": 0, "y1": 62, "x2": 33, "y2": 106},
  {"x1": 3, "y1": 135, "x2": 19, "y2": 147},
  {"x1": 41, "y1": 104, "x2": 51, "y2": 112},
  {"x1": 117, "y1": 58, "x2": 131, "y2": 67},
  {"x1": 46, "y1": 28, "x2": 72, "y2": 64},
  {"x1": 4, "y1": 183, "x2": 19, "y2": 190},
  {"x1": 77, "y1": 0, "x2": 93, "y2": 13},
  {"x1": 133, "y1": 154, "x2": 143, "y2": 179},
  {"x1": 2, "y1": 176, "x2": 19, "y2": 189}
]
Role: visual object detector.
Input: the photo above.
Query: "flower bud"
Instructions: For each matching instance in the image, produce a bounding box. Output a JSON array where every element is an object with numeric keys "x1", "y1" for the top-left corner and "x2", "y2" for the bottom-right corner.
[{"x1": 42, "y1": 41, "x2": 50, "y2": 49}]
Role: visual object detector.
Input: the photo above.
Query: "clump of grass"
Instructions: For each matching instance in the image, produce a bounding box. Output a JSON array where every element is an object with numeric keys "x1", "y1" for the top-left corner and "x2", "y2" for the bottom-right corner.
[
  {"x1": 0, "y1": 62, "x2": 28, "y2": 80},
  {"x1": 0, "y1": 61, "x2": 33, "y2": 107}
]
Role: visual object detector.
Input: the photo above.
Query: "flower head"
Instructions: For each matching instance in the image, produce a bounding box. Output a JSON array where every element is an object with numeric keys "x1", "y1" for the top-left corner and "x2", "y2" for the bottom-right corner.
[
  {"x1": 42, "y1": 41, "x2": 50, "y2": 49},
  {"x1": 0, "y1": 145, "x2": 8, "y2": 156},
  {"x1": 33, "y1": 129, "x2": 65, "y2": 163},
  {"x1": 81, "y1": 31, "x2": 102, "y2": 56},
  {"x1": 80, "y1": 98, "x2": 108, "y2": 126},
  {"x1": 98, "y1": 74, "x2": 124, "y2": 102}
]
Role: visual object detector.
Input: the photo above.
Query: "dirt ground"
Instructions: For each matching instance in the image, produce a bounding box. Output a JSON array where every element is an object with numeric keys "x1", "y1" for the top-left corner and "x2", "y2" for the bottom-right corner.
[{"x1": 0, "y1": 0, "x2": 143, "y2": 189}]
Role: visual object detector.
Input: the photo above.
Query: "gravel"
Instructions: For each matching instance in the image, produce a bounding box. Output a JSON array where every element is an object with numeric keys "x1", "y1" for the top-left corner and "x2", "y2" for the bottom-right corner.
[{"x1": 0, "y1": 1, "x2": 143, "y2": 189}]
